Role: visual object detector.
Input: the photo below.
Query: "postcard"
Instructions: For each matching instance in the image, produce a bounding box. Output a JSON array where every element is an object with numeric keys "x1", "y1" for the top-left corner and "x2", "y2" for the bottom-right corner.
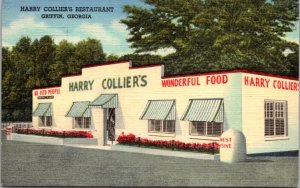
[{"x1": 2, "y1": 0, "x2": 299, "y2": 187}]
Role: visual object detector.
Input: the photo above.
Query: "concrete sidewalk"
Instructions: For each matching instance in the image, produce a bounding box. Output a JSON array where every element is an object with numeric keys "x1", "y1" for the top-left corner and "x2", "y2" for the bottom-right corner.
[{"x1": 64, "y1": 143, "x2": 219, "y2": 160}]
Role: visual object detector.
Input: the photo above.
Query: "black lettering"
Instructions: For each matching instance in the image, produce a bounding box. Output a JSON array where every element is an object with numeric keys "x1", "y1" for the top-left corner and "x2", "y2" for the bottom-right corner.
[
  {"x1": 67, "y1": 14, "x2": 92, "y2": 19},
  {"x1": 20, "y1": 6, "x2": 41, "y2": 11},
  {"x1": 107, "y1": 79, "x2": 112, "y2": 89},
  {"x1": 73, "y1": 82, "x2": 78, "y2": 91},
  {"x1": 140, "y1": 75, "x2": 147, "y2": 87},
  {"x1": 69, "y1": 82, "x2": 74, "y2": 91},
  {"x1": 126, "y1": 76, "x2": 132, "y2": 88},
  {"x1": 78, "y1": 81, "x2": 83, "y2": 91},
  {"x1": 123, "y1": 77, "x2": 126, "y2": 88},
  {"x1": 113, "y1": 78, "x2": 118, "y2": 89},
  {"x1": 84, "y1": 81, "x2": 88, "y2": 90},
  {"x1": 41, "y1": 14, "x2": 64, "y2": 19},
  {"x1": 133, "y1": 76, "x2": 139, "y2": 87},
  {"x1": 89, "y1": 80, "x2": 94, "y2": 90},
  {"x1": 118, "y1": 77, "x2": 122, "y2": 88},
  {"x1": 102, "y1": 79, "x2": 107, "y2": 89}
]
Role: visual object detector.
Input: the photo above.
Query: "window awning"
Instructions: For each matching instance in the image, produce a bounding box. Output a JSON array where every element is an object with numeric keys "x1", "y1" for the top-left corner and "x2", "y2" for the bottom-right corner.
[
  {"x1": 181, "y1": 99, "x2": 224, "y2": 122},
  {"x1": 140, "y1": 100, "x2": 176, "y2": 120},
  {"x1": 66, "y1": 101, "x2": 91, "y2": 117},
  {"x1": 89, "y1": 94, "x2": 118, "y2": 108},
  {"x1": 32, "y1": 103, "x2": 52, "y2": 116}
]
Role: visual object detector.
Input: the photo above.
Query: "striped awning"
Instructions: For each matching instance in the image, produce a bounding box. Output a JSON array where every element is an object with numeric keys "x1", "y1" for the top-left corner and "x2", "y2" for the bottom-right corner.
[
  {"x1": 181, "y1": 99, "x2": 224, "y2": 122},
  {"x1": 32, "y1": 103, "x2": 52, "y2": 116},
  {"x1": 89, "y1": 94, "x2": 118, "y2": 108},
  {"x1": 140, "y1": 100, "x2": 176, "y2": 120},
  {"x1": 66, "y1": 101, "x2": 91, "y2": 117}
]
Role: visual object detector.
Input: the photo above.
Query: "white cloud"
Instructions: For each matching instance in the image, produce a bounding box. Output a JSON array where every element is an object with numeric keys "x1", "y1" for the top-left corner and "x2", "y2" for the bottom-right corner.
[
  {"x1": 53, "y1": 35, "x2": 82, "y2": 44},
  {"x1": 78, "y1": 23, "x2": 121, "y2": 45},
  {"x1": 3, "y1": 15, "x2": 70, "y2": 45},
  {"x1": 285, "y1": 37, "x2": 299, "y2": 44},
  {"x1": 147, "y1": 47, "x2": 176, "y2": 57},
  {"x1": 3, "y1": 16, "x2": 47, "y2": 38},
  {"x1": 1, "y1": 41, "x2": 13, "y2": 49},
  {"x1": 109, "y1": 20, "x2": 128, "y2": 35},
  {"x1": 2, "y1": 16, "x2": 132, "y2": 55}
]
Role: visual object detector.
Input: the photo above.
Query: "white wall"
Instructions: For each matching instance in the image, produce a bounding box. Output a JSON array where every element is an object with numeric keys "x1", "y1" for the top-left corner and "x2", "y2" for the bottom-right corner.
[
  {"x1": 33, "y1": 62, "x2": 240, "y2": 144},
  {"x1": 32, "y1": 62, "x2": 298, "y2": 153},
  {"x1": 242, "y1": 73, "x2": 299, "y2": 154}
]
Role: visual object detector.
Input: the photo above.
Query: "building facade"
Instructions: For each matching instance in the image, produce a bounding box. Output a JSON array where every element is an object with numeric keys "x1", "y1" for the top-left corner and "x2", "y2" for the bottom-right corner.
[{"x1": 32, "y1": 60, "x2": 299, "y2": 154}]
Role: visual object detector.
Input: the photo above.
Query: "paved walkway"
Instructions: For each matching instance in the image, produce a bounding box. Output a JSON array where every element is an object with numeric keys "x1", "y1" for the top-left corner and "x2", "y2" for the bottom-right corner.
[
  {"x1": 2, "y1": 140, "x2": 298, "y2": 187},
  {"x1": 64, "y1": 143, "x2": 112, "y2": 150}
]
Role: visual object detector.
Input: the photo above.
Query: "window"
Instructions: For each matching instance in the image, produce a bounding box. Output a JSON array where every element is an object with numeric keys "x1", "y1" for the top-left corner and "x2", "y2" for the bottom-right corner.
[
  {"x1": 148, "y1": 120, "x2": 175, "y2": 133},
  {"x1": 190, "y1": 121, "x2": 205, "y2": 135},
  {"x1": 264, "y1": 100, "x2": 287, "y2": 137},
  {"x1": 190, "y1": 121, "x2": 223, "y2": 136},
  {"x1": 74, "y1": 117, "x2": 91, "y2": 129},
  {"x1": 39, "y1": 116, "x2": 52, "y2": 127}
]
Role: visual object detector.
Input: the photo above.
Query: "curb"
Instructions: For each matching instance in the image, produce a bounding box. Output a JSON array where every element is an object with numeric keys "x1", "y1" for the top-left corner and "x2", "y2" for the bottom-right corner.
[{"x1": 111, "y1": 144, "x2": 219, "y2": 160}]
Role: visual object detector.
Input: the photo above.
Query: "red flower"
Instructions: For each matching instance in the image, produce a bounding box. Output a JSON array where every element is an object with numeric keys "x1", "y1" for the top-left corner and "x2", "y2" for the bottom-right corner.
[
  {"x1": 15, "y1": 128, "x2": 93, "y2": 138},
  {"x1": 116, "y1": 133, "x2": 219, "y2": 154}
]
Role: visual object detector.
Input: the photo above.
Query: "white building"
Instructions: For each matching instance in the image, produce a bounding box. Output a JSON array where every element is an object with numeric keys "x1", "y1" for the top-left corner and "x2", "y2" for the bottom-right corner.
[{"x1": 32, "y1": 60, "x2": 299, "y2": 154}]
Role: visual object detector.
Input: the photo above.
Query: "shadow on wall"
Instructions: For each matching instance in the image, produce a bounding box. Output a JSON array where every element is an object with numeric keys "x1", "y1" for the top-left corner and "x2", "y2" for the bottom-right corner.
[
  {"x1": 116, "y1": 98, "x2": 125, "y2": 130},
  {"x1": 175, "y1": 110, "x2": 182, "y2": 136}
]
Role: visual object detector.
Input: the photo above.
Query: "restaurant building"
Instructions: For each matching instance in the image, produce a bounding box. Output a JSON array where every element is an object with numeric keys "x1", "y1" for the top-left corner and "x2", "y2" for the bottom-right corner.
[{"x1": 32, "y1": 60, "x2": 299, "y2": 154}]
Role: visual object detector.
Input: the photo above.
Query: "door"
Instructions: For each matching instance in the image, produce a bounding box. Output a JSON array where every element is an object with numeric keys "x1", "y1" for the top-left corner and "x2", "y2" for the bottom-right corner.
[{"x1": 106, "y1": 108, "x2": 115, "y2": 143}]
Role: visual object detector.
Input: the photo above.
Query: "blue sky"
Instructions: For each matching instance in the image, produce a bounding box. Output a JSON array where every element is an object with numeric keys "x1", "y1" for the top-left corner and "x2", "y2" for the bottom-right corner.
[
  {"x1": 2, "y1": 0, "x2": 299, "y2": 56},
  {"x1": 2, "y1": 0, "x2": 148, "y2": 55}
]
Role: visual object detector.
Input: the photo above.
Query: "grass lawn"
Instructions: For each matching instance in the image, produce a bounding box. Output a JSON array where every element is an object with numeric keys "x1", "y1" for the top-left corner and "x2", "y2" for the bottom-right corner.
[{"x1": 1, "y1": 140, "x2": 298, "y2": 187}]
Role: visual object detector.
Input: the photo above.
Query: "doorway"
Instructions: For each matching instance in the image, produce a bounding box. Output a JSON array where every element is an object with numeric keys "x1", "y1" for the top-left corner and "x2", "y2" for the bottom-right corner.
[{"x1": 106, "y1": 108, "x2": 115, "y2": 144}]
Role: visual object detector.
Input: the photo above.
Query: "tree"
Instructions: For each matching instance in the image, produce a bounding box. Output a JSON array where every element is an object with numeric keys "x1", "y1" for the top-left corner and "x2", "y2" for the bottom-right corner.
[
  {"x1": 122, "y1": 0, "x2": 299, "y2": 76},
  {"x1": 2, "y1": 47, "x2": 11, "y2": 73},
  {"x1": 35, "y1": 35, "x2": 56, "y2": 86},
  {"x1": 2, "y1": 37, "x2": 34, "y2": 121},
  {"x1": 49, "y1": 40, "x2": 75, "y2": 84},
  {"x1": 68, "y1": 38, "x2": 105, "y2": 73},
  {"x1": 2, "y1": 47, "x2": 14, "y2": 121},
  {"x1": 2, "y1": 36, "x2": 108, "y2": 121},
  {"x1": 120, "y1": 53, "x2": 163, "y2": 66},
  {"x1": 284, "y1": 43, "x2": 299, "y2": 77},
  {"x1": 106, "y1": 54, "x2": 120, "y2": 61}
]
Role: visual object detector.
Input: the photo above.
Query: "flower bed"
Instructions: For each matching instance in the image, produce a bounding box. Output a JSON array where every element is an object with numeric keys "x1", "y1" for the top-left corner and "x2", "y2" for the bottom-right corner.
[
  {"x1": 15, "y1": 128, "x2": 93, "y2": 138},
  {"x1": 117, "y1": 132, "x2": 219, "y2": 154}
]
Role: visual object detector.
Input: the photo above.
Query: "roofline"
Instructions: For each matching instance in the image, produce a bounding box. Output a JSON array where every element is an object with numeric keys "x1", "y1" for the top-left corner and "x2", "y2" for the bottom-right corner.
[
  {"x1": 62, "y1": 73, "x2": 82, "y2": 78},
  {"x1": 161, "y1": 69, "x2": 298, "y2": 81},
  {"x1": 82, "y1": 59, "x2": 130, "y2": 69},
  {"x1": 33, "y1": 85, "x2": 61, "y2": 90},
  {"x1": 129, "y1": 63, "x2": 162, "y2": 69},
  {"x1": 33, "y1": 60, "x2": 298, "y2": 90},
  {"x1": 240, "y1": 70, "x2": 298, "y2": 80}
]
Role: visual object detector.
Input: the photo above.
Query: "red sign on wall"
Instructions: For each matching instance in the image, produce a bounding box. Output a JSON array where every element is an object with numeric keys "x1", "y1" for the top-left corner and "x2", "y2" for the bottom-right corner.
[
  {"x1": 34, "y1": 88, "x2": 60, "y2": 96},
  {"x1": 244, "y1": 75, "x2": 299, "y2": 91},
  {"x1": 162, "y1": 75, "x2": 228, "y2": 87}
]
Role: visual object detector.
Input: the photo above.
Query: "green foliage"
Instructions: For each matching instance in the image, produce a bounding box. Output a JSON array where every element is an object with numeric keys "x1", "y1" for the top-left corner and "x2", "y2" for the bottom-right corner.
[
  {"x1": 120, "y1": 53, "x2": 163, "y2": 66},
  {"x1": 122, "y1": 0, "x2": 299, "y2": 77},
  {"x1": 106, "y1": 54, "x2": 120, "y2": 61},
  {"x1": 2, "y1": 36, "x2": 35, "y2": 121},
  {"x1": 49, "y1": 40, "x2": 74, "y2": 84},
  {"x1": 68, "y1": 38, "x2": 105, "y2": 73},
  {"x1": 2, "y1": 36, "x2": 106, "y2": 121}
]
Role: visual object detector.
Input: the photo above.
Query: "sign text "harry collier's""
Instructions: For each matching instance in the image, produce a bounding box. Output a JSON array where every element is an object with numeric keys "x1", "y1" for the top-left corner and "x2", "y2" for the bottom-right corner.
[
  {"x1": 102, "y1": 75, "x2": 147, "y2": 89},
  {"x1": 69, "y1": 80, "x2": 94, "y2": 92}
]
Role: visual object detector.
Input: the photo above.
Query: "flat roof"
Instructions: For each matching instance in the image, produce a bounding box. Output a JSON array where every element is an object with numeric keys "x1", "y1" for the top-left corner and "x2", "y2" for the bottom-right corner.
[{"x1": 33, "y1": 59, "x2": 299, "y2": 90}]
